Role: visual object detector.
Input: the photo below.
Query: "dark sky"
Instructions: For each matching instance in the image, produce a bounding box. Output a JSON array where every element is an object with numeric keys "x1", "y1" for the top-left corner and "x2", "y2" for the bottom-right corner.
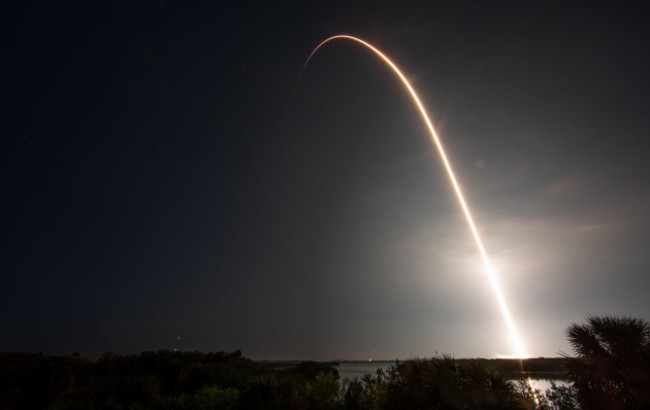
[{"x1": 3, "y1": 1, "x2": 649, "y2": 360}]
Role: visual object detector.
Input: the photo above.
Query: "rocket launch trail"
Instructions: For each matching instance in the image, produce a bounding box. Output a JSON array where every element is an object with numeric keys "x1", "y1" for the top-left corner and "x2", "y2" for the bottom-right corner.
[{"x1": 302, "y1": 35, "x2": 528, "y2": 359}]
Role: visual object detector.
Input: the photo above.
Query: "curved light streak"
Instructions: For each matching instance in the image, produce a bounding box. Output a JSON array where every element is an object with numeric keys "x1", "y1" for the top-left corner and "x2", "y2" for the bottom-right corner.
[{"x1": 304, "y1": 35, "x2": 527, "y2": 358}]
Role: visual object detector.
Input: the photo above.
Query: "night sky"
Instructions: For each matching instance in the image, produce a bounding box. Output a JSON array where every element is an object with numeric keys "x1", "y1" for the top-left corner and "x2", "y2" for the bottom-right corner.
[{"x1": 3, "y1": 2, "x2": 650, "y2": 360}]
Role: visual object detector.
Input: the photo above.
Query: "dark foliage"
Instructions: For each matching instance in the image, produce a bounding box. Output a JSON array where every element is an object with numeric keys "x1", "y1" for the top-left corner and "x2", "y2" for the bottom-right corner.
[
  {"x1": 0, "y1": 350, "x2": 341, "y2": 410},
  {"x1": 340, "y1": 356, "x2": 535, "y2": 409},
  {"x1": 1, "y1": 351, "x2": 539, "y2": 409},
  {"x1": 564, "y1": 316, "x2": 650, "y2": 409},
  {"x1": 5, "y1": 315, "x2": 648, "y2": 410}
]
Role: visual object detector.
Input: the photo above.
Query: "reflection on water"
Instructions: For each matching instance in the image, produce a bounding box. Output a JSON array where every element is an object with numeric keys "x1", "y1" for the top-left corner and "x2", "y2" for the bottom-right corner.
[{"x1": 528, "y1": 378, "x2": 569, "y2": 393}]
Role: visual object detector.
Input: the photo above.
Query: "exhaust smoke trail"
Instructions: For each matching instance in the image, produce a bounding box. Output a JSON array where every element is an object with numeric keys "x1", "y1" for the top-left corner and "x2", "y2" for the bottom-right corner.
[{"x1": 302, "y1": 35, "x2": 528, "y2": 359}]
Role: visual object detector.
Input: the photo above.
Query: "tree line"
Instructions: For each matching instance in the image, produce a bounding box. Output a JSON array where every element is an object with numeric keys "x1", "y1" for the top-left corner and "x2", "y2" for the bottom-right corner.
[{"x1": 1, "y1": 315, "x2": 648, "y2": 409}]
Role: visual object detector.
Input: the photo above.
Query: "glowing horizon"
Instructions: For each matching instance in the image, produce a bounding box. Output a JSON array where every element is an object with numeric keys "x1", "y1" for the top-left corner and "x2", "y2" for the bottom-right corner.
[{"x1": 303, "y1": 35, "x2": 528, "y2": 359}]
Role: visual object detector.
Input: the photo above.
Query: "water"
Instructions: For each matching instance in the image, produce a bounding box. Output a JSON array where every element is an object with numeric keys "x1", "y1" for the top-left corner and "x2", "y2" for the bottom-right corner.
[
  {"x1": 336, "y1": 361, "x2": 393, "y2": 381},
  {"x1": 335, "y1": 362, "x2": 569, "y2": 394},
  {"x1": 528, "y1": 378, "x2": 569, "y2": 393}
]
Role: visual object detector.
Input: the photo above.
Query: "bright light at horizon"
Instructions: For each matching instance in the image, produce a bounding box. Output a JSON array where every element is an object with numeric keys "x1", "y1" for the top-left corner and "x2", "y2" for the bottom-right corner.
[
  {"x1": 304, "y1": 35, "x2": 529, "y2": 359},
  {"x1": 495, "y1": 353, "x2": 530, "y2": 359}
]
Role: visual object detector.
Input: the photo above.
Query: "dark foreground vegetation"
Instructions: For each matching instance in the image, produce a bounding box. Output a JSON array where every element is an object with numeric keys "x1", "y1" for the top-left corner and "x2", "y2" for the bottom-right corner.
[
  {"x1": 1, "y1": 316, "x2": 648, "y2": 409},
  {"x1": 0, "y1": 351, "x2": 537, "y2": 409}
]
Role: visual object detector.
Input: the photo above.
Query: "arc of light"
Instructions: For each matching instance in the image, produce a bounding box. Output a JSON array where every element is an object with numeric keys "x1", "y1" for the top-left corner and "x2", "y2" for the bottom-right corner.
[{"x1": 305, "y1": 35, "x2": 527, "y2": 358}]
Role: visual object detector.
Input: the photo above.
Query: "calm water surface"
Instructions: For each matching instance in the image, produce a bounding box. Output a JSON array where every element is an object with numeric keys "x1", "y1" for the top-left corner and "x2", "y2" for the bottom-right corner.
[{"x1": 336, "y1": 362, "x2": 393, "y2": 381}]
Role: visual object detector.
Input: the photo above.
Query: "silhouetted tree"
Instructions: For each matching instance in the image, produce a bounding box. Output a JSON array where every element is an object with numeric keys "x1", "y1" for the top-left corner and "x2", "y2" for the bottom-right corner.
[{"x1": 565, "y1": 316, "x2": 650, "y2": 409}]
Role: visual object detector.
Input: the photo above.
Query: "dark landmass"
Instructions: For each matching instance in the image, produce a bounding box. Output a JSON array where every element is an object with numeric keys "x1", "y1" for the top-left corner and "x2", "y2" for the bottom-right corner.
[
  {"x1": 1, "y1": 350, "x2": 548, "y2": 409},
  {"x1": 258, "y1": 357, "x2": 570, "y2": 379},
  {"x1": 3, "y1": 314, "x2": 648, "y2": 410},
  {"x1": 458, "y1": 357, "x2": 570, "y2": 380}
]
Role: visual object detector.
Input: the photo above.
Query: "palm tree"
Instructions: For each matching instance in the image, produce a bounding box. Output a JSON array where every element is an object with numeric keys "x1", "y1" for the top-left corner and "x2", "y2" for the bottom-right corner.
[{"x1": 565, "y1": 316, "x2": 650, "y2": 409}]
